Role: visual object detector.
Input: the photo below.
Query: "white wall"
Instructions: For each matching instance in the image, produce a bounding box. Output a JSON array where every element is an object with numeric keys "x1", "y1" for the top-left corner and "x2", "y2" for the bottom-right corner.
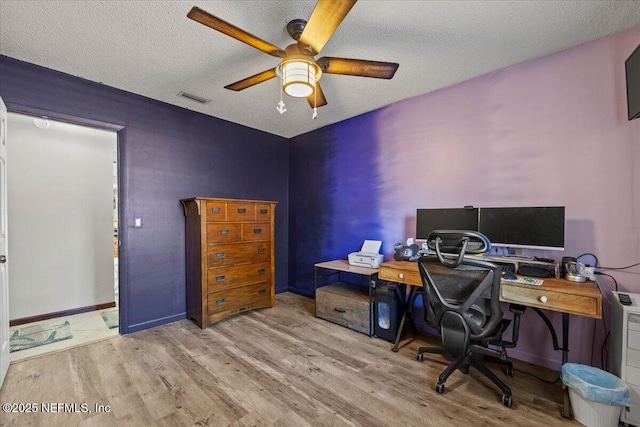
[{"x1": 7, "y1": 113, "x2": 116, "y2": 319}]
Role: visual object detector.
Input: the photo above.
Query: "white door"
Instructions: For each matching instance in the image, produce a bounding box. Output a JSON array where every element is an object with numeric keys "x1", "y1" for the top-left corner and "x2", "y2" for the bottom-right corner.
[{"x1": 0, "y1": 97, "x2": 9, "y2": 388}]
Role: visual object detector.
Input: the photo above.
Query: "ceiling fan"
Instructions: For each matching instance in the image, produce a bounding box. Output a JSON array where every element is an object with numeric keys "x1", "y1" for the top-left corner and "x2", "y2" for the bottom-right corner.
[{"x1": 187, "y1": 0, "x2": 399, "y2": 112}]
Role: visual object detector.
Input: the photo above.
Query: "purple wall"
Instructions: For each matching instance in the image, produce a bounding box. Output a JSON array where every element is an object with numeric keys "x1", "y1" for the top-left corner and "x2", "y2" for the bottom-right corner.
[
  {"x1": 0, "y1": 55, "x2": 289, "y2": 334},
  {"x1": 288, "y1": 114, "x2": 383, "y2": 296},
  {"x1": 290, "y1": 26, "x2": 640, "y2": 370}
]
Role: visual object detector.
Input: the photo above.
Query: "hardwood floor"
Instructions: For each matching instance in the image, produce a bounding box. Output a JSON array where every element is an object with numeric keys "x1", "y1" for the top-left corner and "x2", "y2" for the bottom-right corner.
[{"x1": 0, "y1": 292, "x2": 579, "y2": 426}]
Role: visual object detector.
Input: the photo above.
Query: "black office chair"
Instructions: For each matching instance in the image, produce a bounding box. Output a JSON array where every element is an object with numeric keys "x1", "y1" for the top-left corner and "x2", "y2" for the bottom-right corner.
[{"x1": 416, "y1": 230, "x2": 520, "y2": 408}]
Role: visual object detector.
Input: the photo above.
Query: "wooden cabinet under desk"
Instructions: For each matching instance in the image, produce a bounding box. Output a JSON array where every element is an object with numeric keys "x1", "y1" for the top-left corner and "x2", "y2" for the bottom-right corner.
[
  {"x1": 314, "y1": 260, "x2": 378, "y2": 336},
  {"x1": 181, "y1": 197, "x2": 277, "y2": 328}
]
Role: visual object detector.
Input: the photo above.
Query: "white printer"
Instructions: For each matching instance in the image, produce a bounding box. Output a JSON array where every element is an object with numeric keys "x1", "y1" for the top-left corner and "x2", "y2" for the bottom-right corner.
[{"x1": 348, "y1": 240, "x2": 384, "y2": 268}]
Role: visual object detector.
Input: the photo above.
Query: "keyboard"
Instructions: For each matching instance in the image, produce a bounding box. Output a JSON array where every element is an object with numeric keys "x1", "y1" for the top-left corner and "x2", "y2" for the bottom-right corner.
[{"x1": 502, "y1": 276, "x2": 544, "y2": 286}]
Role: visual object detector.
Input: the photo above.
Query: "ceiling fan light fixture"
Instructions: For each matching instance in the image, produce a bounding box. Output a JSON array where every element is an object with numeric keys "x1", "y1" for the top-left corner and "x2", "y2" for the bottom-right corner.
[
  {"x1": 279, "y1": 56, "x2": 321, "y2": 98},
  {"x1": 189, "y1": 5, "x2": 400, "y2": 118}
]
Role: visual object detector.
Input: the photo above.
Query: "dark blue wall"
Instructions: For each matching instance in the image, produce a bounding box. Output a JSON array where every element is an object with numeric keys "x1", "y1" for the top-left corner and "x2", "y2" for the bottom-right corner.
[
  {"x1": 0, "y1": 55, "x2": 289, "y2": 333},
  {"x1": 288, "y1": 115, "x2": 382, "y2": 297}
]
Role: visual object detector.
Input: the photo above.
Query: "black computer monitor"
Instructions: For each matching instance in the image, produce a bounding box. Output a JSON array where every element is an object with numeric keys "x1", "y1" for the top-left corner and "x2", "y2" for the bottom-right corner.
[
  {"x1": 416, "y1": 207, "x2": 479, "y2": 240},
  {"x1": 626, "y1": 43, "x2": 640, "y2": 120},
  {"x1": 478, "y1": 207, "x2": 565, "y2": 251}
]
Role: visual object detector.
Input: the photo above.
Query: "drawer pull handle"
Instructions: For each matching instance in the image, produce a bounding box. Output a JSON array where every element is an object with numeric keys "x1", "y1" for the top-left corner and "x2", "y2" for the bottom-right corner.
[
  {"x1": 334, "y1": 308, "x2": 346, "y2": 313},
  {"x1": 211, "y1": 207, "x2": 221, "y2": 214},
  {"x1": 216, "y1": 298, "x2": 226, "y2": 305},
  {"x1": 215, "y1": 275, "x2": 226, "y2": 282},
  {"x1": 253, "y1": 228, "x2": 262, "y2": 234},
  {"x1": 237, "y1": 208, "x2": 246, "y2": 213},
  {"x1": 219, "y1": 229, "x2": 230, "y2": 236},
  {"x1": 260, "y1": 209, "x2": 268, "y2": 214},
  {"x1": 399, "y1": 273, "x2": 404, "y2": 279},
  {"x1": 258, "y1": 289, "x2": 266, "y2": 295},
  {"x1": 539, "y1": 296, "x2": 548, "y2": 303},
  {"x1": 215, "y1": 252, "x2": 225, "y2": 259},
  {"x1": 258, "y1": 248, "x2": 265, "y2": 254},
  {"x1": 258, "y1": 268, "x2": 266, "y2": 274}
]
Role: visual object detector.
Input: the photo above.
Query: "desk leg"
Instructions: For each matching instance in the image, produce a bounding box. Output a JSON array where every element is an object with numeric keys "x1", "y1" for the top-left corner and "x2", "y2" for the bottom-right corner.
[
  {"x1": 532, "y1": 309, "x2": 572, "y2": 419},
  {"x1": 369, "y1": 279, "x2": 375, "y2": 337},
  {"x1": 314, "y1": 267, "x2": 318, "y2": 317},
  {"x1": 392, "y1": 286, "x2": 417, "y2": 352},
  {"x1": 561, "y1": 313, "x2": 572, "y2": 419},
  {"x1": 561, "y1": 313, "x2": 569, "y2": 365}
]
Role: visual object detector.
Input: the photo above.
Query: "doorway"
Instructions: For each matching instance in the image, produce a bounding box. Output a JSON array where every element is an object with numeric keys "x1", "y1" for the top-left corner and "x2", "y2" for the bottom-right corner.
[{"x1": 6, "y1": 112, "x2": 119, "y2": 360}]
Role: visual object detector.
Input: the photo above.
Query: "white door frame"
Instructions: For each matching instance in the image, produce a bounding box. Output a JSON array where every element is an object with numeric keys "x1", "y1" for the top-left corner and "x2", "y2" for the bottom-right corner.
[
  {"x1": 0, "y1": 108, "x2": 122, "y2": 386},
  {"x1": 0, "y1": 97, "x2": 10, "y2": 389}
]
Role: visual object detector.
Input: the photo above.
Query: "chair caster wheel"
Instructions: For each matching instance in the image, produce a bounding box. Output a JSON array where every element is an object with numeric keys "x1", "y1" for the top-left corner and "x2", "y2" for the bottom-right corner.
[
  {"x1": 505, "y1": 366, "x2": 514, "y2": 377},
  {"x1": 435, "y1": 383, "x2": 445, "y2": 394},
  {"x1": 502, "y1": 395, "x2": 513, "y2": 408},
  {"x1": 416, "y1": 353, "x2": 424, "y2": 361},
  {"x1": 461, "y1": 364, "x2": 469, "y2": 374}
]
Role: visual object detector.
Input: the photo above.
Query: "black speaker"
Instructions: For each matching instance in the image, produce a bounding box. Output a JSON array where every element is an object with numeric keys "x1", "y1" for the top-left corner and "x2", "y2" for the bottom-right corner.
[{"x1": 374, "y1": 283, "x2": 401, "y2": 342}]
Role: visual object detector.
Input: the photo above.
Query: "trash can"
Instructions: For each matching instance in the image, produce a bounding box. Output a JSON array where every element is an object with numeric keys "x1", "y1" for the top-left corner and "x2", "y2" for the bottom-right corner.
[
  {"x1": 374, "y1": 283, "x2": 400, "y2": 342},
  {"x1": 562, "y1": 363, "x2": 630, "y2": 427}
]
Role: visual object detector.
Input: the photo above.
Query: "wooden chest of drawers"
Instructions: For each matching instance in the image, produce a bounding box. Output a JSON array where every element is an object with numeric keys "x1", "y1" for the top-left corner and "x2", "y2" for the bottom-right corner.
[{"x1": 181, "y1": 197, "x2": 277, "y2": 328}]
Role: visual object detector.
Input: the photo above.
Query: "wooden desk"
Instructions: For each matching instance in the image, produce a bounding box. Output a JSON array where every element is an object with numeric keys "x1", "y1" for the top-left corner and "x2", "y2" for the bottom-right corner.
[
  {"x1": 316, "y1": 259, "x2": 379, "y2": 277},
  {"x1": 379, "y1": 260, "x2": 602, "y2": 319},
  {"x1": 379, "y1": 260, "x2": 603, "y2": 419}
]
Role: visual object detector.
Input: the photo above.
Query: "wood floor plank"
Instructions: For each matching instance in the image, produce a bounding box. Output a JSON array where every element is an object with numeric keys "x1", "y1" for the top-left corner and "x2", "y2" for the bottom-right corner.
[
  {"x1": 212, "y1": 320, "x2": 424, "y2": 426},
  {"x1": 0, "y1": 292, "x2": 579, "y2": 426}
]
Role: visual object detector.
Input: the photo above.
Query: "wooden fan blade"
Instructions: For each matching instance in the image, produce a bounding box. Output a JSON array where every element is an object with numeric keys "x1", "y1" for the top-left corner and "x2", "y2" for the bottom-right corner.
[
  {"x1": 298, "y1": 0, "x2": 357, "y2": 55},
  {"x1": 188, "y1": 7, "x2": 285, "y2": 58},
  {"x1": 225, "y1": 68, "x2": 277, "y2": 91},
  {"x1": 317, "y1": 57, "x2": 399, "y2": 79},
  {"x1": 307, "y1": 84, "x2": 328, "y2": 108}
]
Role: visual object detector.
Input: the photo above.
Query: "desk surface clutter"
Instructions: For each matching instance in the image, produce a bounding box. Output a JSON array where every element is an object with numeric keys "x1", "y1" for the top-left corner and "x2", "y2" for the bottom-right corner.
[{"x1": 502, "y1": 276, "x2": 544, "y2": 286}]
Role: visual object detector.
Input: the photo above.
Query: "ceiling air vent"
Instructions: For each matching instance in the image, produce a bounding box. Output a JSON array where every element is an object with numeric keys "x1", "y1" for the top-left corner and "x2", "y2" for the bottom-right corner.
[{"x1": 177, "y1": 91, "x2": 211, "y2": 104}]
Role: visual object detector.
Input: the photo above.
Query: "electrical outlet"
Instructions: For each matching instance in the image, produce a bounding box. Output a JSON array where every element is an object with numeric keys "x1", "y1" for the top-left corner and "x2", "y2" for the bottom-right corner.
[{"x1": 134, "y1": 217, "x2": 142, "y2": 228}]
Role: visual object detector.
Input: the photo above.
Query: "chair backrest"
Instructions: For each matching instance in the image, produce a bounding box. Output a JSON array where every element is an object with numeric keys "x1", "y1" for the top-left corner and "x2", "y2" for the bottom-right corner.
[{"x1": 419, "y1": 230, "x2": 502, "y2": 341}]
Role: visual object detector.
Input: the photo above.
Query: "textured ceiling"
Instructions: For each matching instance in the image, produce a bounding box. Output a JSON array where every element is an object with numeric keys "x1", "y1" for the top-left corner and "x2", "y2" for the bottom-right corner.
[{"x1": 1, "y1": 1, "x2": 640, "y2": 138}]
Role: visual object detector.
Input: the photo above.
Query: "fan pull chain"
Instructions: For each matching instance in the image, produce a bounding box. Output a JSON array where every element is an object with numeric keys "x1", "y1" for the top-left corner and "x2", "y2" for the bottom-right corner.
[
  {"x1": 312, "y1": 87, "x2": 318, "y2": 120},
  {"x1": 276, "y1": 75, "x2": 286, "y2": 115}
]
